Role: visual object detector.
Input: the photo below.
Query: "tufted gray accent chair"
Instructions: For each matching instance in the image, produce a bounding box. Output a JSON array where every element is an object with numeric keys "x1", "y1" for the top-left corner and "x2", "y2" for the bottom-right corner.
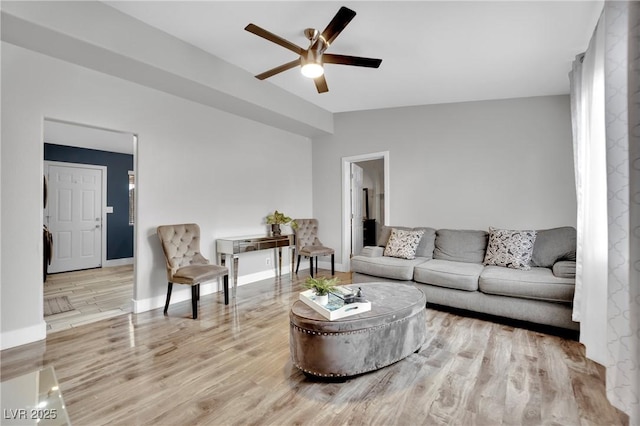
[
  {"x1": 293, "y1": 219, "x2": 334, "y2": 277},
  {"x1": 157, "y1": 223, "x2": 229, "y2": 319}
]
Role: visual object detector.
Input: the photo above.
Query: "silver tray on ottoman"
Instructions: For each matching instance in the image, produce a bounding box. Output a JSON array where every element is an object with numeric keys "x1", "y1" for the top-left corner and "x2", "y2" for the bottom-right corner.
[{"x1": 298, "y1": 288, "x2": 371, "y2": 320}]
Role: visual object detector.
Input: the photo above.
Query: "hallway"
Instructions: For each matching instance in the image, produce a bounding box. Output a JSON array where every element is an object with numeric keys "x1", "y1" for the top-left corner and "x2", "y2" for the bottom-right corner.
[{"x1": 44, "y1": 264, "x2": 133, "y2": 333}]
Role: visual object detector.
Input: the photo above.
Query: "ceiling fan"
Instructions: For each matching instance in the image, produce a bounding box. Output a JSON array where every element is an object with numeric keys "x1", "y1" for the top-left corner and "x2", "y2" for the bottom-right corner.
[{"x1": 245, "y1": 6, "x2": 382, "y2": 94}]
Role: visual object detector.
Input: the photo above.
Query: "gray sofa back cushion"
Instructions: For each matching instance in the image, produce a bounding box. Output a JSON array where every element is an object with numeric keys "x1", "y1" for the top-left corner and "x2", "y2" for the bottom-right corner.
[
  {"x1": 433, "y1": 229, "x2": 488, "y2": 264},
  {"x1": 412, "y1": 227, "x2": 436, "y2": 259},
  {"x1": 377, "y1": 226, "x2": 436, "y2": 260},
  {"x1": 377, "y1": 226, "x2": 410, "y2": 247},
  {"x1": 531, "y1": 227, "x2": 577, "y2": 268}
]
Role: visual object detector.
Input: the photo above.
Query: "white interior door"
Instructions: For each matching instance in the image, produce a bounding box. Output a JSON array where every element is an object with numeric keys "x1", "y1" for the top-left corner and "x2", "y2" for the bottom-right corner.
[
  {"x1": 351, "y1": 163, "x2": 364, "y2": 257},
  {"x1": 45, "y1": 162, "x2": 103, "y2": 273}
]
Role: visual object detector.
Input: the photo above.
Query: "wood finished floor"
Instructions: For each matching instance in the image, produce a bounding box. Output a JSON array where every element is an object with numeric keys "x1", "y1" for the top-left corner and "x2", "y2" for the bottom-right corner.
[
  {"x1": 2, "y1": 270, "x2": 627, "y2": 426},
  {"x1": 44, "y1": 265, "x2": 133, "y2": 333}
]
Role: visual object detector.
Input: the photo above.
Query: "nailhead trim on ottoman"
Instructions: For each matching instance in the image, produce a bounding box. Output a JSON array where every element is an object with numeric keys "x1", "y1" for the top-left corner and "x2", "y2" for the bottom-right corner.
[{"x1": 289, "y1": 282, "x2": 427, "y2": 378}]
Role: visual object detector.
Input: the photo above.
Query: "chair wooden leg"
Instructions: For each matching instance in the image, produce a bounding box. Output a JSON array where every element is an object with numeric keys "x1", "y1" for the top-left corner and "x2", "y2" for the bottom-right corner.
[
  {"x1": 164, "y1": 282, "x2": 173, "y2": 315},
  {"x1": 296, "y1": 255, "x2": 301, "y2": 273},
  {"x1": 196, "y1": 284, "x2": 200, "y2": 301},
  {"x1": 191, "y1": 285, "x2": 199, "y2": 319},
  {"x1": 223, "y1": 274, "x2": 229, "y2": 305},
  {"x1": 331, "y1": 254, "x2": 335, "y2": 275},
  {"x1": 315, "y1": 257, "x2": 319, "y2": 275},
  {"x1": 309, "y1": 257, "x2": 314, "y2": 278}
]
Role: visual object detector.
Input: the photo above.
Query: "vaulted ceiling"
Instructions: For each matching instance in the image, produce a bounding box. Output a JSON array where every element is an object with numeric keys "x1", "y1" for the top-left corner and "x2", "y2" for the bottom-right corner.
[{"x1": 106, "y1": 1, "x2": 603, "y2": 113}]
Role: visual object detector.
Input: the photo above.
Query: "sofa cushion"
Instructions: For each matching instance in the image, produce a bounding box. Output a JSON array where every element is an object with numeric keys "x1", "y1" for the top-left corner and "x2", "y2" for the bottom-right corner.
[
  {"x1": 433, "y1": 229, "x2": 488, "y2": 263},
  {"x1": 413, "y1": 259, "x2": 483, "y2": 291},
  {"x1": 377, "y1": 226, "x2": 411, "y2": 247},
  {"x1": 479, "y1": 265, "x2": 575, "y2": 303},
  {"x1": 351, "y1": 255, "x2": 428, "y2": 281},
  {"x1": 377, "y1": 226, "x2": 436, "y2": 259},
  {"x1": 413, "y1": 227, "x2": 436, "y2": 259},
  {"x1": 384, "y1": 228, "x2": 425, "y2": 260},
  {"x1": 483, "y1": 227, "x2": 537, "y2": 270},
  {"x1": 531, "y1": 227, "x2": 577, "y2": 268}
]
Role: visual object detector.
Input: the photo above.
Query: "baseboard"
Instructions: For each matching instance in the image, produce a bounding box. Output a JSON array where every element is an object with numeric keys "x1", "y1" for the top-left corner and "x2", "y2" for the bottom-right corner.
[
  {"x1": 313, "y1": 260, "x2": 347, "y2": 273},
  {"x1": 103, "y1": 257, "x2": 134, "y2": 267},
  {"x1": 236, "y1": 269, "x2": 279, "y2": 286},
  {"x1": 0, "y1": 321, "x2": 47, "y2": 350},
  {"x1": 131, "y1": 269, "x2": 281, "y2": 314}
]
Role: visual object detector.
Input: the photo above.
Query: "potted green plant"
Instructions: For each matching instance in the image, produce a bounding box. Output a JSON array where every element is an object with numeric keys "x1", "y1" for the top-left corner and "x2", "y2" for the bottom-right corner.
[
  {"x1": 303, "y1": 276, "x2": 339, "y2": 305},
  {"x1": 266, "y1": 210, "x2": 298, "y2": 236}
]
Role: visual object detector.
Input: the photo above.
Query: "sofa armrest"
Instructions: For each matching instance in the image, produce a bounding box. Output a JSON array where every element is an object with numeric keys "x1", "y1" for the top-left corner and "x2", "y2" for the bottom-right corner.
[
  {"x1": 359, "y1": 246, "x2": 384, "y2": 257},
  {"x1": 553, "y1": 261, "x2": 576, "y2": 279}
]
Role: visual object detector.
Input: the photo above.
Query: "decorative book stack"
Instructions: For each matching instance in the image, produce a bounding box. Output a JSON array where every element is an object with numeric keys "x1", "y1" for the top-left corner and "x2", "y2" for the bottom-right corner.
[{"x1": 299, "y1": 286, "x2": 371, "y2": 320}]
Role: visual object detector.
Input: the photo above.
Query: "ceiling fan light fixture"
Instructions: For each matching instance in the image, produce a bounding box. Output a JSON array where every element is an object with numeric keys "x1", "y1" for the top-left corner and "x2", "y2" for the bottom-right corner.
[
  {"x1": 301, "y1": 49, "x2": 324, "y2": 78},
  {"x1": 301, "y1": 62, "x2": 324, "y2": 78},
  {"x1": 245, "y1": 6, "x2": 381, "y2": 93}
]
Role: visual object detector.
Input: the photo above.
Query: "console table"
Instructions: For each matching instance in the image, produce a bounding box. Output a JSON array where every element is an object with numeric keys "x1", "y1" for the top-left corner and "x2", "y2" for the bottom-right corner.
[{"x1": 216, "y1": 234, "x2": 295, "y2": 302}]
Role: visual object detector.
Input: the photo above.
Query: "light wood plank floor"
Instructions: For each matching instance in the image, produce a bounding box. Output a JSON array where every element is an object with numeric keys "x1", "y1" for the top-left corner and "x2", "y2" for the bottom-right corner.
[
  {"x1": 44, "y1": 265, "x2": 133, "y2": 333},
  {"x1": 2, "y1": 270, "x2": 628, "y2": 426}
]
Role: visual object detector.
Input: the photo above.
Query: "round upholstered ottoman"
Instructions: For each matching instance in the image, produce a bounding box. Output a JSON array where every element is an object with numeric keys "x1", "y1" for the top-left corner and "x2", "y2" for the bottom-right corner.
[{"x1": 289, "y1": 282, "x2": 427, "y2": 378}]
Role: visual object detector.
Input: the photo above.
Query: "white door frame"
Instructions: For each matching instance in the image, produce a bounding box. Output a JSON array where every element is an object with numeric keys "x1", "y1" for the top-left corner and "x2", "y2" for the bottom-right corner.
[
  {"x1": 44, "y1": 160, "x2": 108, "y2": 270},
  {"x1": 341, "y1": 151, "x2": 390, "y2": 271}
]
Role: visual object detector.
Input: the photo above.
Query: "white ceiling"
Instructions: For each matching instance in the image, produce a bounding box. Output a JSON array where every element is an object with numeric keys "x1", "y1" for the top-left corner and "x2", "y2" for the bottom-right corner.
[{"x1": 105, "y1": 1, "x2": 603, "y2": 113}]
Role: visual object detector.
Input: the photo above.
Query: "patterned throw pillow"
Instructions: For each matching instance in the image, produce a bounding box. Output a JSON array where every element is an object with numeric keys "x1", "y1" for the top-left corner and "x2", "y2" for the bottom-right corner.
[
  {"x1": 384, "y1": 228, "x2": 425, "y2": 260},
  {"x1": 483, "y1": 227, "x2": 537, "y2": 270}
]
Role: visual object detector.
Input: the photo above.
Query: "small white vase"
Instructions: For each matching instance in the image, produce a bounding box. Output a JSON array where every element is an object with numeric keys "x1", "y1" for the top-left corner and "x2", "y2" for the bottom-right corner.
[{"x1": 315, "y1": 294, "x2": 329, "y2": 306}]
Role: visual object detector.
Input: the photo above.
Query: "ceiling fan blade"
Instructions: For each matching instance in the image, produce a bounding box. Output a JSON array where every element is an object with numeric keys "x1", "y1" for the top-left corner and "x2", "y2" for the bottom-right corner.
[
  {"x1": 323, "y1": 54, "x2": 382, "y2": 68},
  {"x1": 314, "y1": 75, "x2": 329, "y2": 93},
  {"x1": 245, "y1": 23, "x2": 304, "y2": 55},
  {"x1": 319, "y1": 6, "x2": 356, "y2": 47},
  {"x1": 255, "y1": 59, "x2": 300, "y2": 80}
]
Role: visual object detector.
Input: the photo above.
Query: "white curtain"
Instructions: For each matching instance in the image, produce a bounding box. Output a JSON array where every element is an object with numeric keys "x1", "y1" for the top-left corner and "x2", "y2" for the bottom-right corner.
[
  {"x1": 570, "y1": 2, "x2": 639, "y2": 424},
  {"x1": 570, "y1": 7, "x2": 608, "y2": 360}
]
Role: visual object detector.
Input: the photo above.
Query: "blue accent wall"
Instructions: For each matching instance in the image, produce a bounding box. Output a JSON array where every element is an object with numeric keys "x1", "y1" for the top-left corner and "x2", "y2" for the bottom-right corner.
[{"x1": 44, "y1": 143, "x2": 134, "y2": 260}]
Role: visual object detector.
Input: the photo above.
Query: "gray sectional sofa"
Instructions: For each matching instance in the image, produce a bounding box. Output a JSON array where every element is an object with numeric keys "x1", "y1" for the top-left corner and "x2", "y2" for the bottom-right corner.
[{"x1": 351, "y1": 226, "x2": 579, "y2": 332}]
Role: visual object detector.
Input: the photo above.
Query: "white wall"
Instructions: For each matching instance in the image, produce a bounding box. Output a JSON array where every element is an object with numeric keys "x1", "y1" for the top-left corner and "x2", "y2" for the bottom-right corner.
[
  {"x1": 1, "y1": 42, "x2": 313, "y2": 349},
  {"x1": 312, "y1": 96, "x2": 577, "y2": 263}
]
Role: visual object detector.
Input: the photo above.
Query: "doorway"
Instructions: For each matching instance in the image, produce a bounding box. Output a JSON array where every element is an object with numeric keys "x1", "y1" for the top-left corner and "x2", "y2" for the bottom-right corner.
[
  {"x1": 44, "y1": 161, "x2": 105, "y2": 273},
  {"x1": 341, "y1": 152, "x2": 389, "y2": 271},
  {"x1": 42, "y1": 119, "x2": 137, "y2": 332}
]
